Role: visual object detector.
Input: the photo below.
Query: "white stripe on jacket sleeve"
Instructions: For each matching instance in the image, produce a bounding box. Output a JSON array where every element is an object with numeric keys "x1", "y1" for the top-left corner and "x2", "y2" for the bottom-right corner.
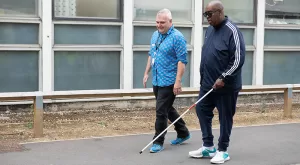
[{"x1": 222, "y1": 22, "x2": 241, "y2": 77}]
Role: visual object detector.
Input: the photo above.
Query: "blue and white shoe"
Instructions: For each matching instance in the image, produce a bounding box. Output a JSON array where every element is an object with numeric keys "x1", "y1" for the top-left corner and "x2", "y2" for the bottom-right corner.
[
  {"x1": 150, "y1": 144, "x2": 164, "y2": 153},
  {"x1": 170, "y1": 134, "x2": 191, "y2": 145},
  {"x1": 210, "y1": 151, "x2": 230, "y2": 164},
  {"x1": 189, "y1": 146, "x2": 217, "y2": 158}
]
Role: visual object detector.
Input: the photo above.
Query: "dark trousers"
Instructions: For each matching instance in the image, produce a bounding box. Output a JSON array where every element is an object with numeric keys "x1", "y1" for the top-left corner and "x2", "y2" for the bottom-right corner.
[
  {"x1": 196, "y1": 88, "x2": 239, "y2": 151},
  {"x1": 152, "y1": 85, "x2": 190, "y2": 145}
]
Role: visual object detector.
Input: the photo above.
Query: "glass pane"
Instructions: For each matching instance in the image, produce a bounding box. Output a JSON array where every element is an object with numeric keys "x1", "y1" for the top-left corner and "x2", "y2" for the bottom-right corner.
[
  {"x1": 203, "y1": 0, "x2": 255, "y2": 24},
  {"x1": 54, "y1": 24, "x2": 121, "y2": 45},
  {"x1": 134, "y1": 26, "x2": 192, "y2": 45},
  {"x1": 203, "y1": 28, "x2": 254, "y2": 45},
  {"x1": 0, "y1": 51, "x2": 39, "y2": 92},
  {"x1": 264, "y1": 52, "x2": 300, "y2": 84},
  {"x1": 265, "y1": 29, "x2": 300, "y2": 46},
  {"x1": 0, "y1": 0, "x2": 37, "y2": 17},
  {"x1": 133, "y1": 51, "x2": 191, "y2": 88},
  {"x1": 0, "y1": 23, "x2": 39, "y2": 44},
  {"x1": 54, "y1": 51, "x2": 120, "y2": 91},
  {"x1": 133, "y1": 0, "x2": 192, "y2": 22},
  {"x1": 265, "y1": 0, "x2": 300, "y2": 25},
  {"x1": 242, "y1": 52, "x2": 253, "y2": 85},
  {"x1": 54, "y1": 0, "x2": 121, "y2": 19}
]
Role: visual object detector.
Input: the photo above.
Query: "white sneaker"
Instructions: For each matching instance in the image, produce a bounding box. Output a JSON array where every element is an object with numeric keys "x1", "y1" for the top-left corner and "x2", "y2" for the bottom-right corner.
[
  {"x1": 210, "y1": 151, "x2": 230, "y2": 164},
  {"x1": 189, "y1": 146, "x2": 217, "y2": 158}
]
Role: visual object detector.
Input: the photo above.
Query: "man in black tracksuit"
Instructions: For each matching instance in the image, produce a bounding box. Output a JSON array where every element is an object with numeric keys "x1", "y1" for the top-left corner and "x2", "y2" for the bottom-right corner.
[{"x1": 188, "y1": 1, "x2": 245, "y2": 164}]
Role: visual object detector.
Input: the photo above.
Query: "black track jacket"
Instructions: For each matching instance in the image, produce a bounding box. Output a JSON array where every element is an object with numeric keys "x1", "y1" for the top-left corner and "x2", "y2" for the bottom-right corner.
[{"x1": 200, "y1": 17, "x2": 245, "y2": 93}]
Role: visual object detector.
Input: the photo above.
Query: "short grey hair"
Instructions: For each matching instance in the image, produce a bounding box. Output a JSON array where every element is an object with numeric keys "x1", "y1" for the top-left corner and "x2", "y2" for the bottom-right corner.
[{"x1": 157, "y1": 8, "x2": 172, "y2": 20}]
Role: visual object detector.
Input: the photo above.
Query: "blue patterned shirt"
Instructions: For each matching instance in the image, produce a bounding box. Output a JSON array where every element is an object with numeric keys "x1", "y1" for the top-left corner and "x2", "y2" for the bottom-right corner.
[{"x1": 148, "y1": 25, "x2": 188, "y2": 87}]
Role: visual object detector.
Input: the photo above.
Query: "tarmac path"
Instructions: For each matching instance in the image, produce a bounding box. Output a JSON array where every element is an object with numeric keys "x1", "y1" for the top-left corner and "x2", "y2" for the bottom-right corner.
[{"x1": 1, "y1": 123, "x2": 300, "y2": 165}]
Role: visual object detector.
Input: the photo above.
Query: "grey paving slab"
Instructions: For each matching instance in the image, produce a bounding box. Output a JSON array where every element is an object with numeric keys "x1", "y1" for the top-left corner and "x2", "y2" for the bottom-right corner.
[{"x1": 1, "y1": 123, "x2": 300, "y2": 165}]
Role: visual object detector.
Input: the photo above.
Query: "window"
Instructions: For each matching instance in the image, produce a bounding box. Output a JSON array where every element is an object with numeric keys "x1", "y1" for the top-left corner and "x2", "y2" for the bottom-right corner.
[
  {"x1": 133, "y1": 26, "x2": 192, "y2": 45},
  {"x1": 265, "y1": 0, "x2": 300, "y2": 25},
  {"x1": 264, "y1": 52, "x2": 300, "y2": 84},
  {"x1": 54, "y1": 24, "x2": 121, "y2": 45},
  {"x1": 134, "y1": 0, "x2": 193, "y2": 22},
  {"x1": 53, "y1": 0, "x2": 122, "y2": 21},
  {"x1": 0, "y1": 0, "x2": 38, "y2": 17},
  {"x1": 242, "y1": 52, "x2": 254, "y2": 85},
  {"x1": 54, "y1": 51, "x2": 121, "y2": 90},
  {"x1": 203, "y1": 0, "x2": 255, "y2": 24},
  {"x1": 265, "y1": 29, "x2": 300, "y2": 46},
  {"x1": 0, "y1": 51, "x2": 39, "y2": 92},
  {"x1": 0, "y1": 23, "x2": 39, "y2": 44},
  {"x1": 133, "y1": 51, "x2": 191, "y2": 88}
]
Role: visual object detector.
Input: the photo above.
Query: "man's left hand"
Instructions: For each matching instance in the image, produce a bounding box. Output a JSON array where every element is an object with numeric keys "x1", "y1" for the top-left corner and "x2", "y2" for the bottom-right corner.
[
  {"x1": 213, "y1": 78, "x2": 224, "y2": 89},
  {"x1": 173, "y1": 80, "x2": 182, "y2": 95}
]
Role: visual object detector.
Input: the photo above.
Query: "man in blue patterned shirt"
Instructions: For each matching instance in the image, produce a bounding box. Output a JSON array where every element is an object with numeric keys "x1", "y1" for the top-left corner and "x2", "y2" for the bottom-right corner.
[{"x1": 143, "y1": 8, "x2": 191, "y2": 153}]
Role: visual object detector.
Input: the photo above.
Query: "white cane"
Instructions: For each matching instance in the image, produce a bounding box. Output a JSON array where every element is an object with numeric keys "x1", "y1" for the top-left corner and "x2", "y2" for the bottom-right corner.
[{"x1": 139, "y1": 88, "x2": 214, "y2": 154}]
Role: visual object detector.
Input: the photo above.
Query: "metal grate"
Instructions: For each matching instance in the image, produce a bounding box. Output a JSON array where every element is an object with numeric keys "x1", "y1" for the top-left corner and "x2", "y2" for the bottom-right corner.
[{"x1": 54, "y1": 0, "x2": 76, "y2": 17}]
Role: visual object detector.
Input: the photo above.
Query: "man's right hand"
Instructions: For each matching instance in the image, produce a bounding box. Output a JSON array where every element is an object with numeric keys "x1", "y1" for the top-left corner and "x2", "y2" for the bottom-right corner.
[{"x1": 143, "y1": 74, "x2": 149, "y2": 88}]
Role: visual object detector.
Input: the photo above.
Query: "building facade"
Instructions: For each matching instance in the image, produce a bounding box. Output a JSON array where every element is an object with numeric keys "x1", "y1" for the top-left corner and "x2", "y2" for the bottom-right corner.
[{"x1": 0, "y1": 0, "x2": 300, "y2": 93}]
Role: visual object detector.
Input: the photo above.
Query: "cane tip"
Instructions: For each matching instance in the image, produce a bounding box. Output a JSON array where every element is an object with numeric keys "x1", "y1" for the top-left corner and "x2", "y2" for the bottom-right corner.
[{"x1": 139, "y1": 151, "x2": 143, "y2": 154}]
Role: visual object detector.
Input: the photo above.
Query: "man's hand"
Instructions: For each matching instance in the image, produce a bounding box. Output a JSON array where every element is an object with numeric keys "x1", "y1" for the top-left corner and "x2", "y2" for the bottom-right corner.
[
  {"x1": 173, "y1": 80, "x2": 182, "y2": 95},
  {"x1": 213, "y1": 78, "x2": 224, "y2": 89},
  {"x1": 143, "y1": 74, "x2": 149, "y2": 88}
]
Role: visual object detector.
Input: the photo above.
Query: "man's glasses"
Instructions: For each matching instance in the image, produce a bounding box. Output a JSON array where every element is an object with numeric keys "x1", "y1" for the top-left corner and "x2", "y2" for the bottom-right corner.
[{"x1": 203, "y1": 10, "x2": 219, "y2": 18}]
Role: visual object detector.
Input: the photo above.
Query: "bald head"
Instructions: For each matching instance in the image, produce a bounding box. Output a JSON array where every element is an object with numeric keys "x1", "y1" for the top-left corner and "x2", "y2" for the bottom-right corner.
[
  {"x1": 204, "y1": 0, "x2": 225, "y2": 26},
  {"x1": 207, "y1": 0, "x2": 224, "y2": 11}
]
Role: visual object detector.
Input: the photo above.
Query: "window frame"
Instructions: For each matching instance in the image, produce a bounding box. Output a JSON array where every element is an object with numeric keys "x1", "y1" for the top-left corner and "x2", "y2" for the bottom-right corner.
[
  {"x1": 132, "y1": 24, "x2": 194, "y2": 46},
  {"x1": 263, "y1": 51, "x2": 300, "y2": 85},
  {"x1": 53, "y1": 22, "x2": 123, "y2": 45},
  {"x1": 0, "y1": 0, "x2": 42, "y2": 92},
  {"x1": 53, "y1": 50, "x2": 123, "y2": 90},
  {"x1": 201, "y1": 0, "x2": 257, "y2": 26},
  {"x1": 0, "y1": 50, "x2": 41, "y2": 92},
  {"x1": 51, "y1": 0, "x2": 124, "y2": 22},
  {"x1": 132, "y1": 0, "x2": 194, "y2": 24},
  {"x1": 0, "y1": 21, "x2": 41, "y2": 45},
  {"x1": 264, "y1": 0, "x2": 300, "y2": 27},
  {"x1": 264, "y1": 26, "x2": 300, "y2": 51},
  {"x1": 0, "y1": 0, "x2": 40, "y2": 18}
]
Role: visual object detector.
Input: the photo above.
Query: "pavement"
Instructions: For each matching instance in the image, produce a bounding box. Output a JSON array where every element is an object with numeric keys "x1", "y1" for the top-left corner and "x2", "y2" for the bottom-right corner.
[{"x1": 1, "y1": 123, "x2": 300, "y2": 165}]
